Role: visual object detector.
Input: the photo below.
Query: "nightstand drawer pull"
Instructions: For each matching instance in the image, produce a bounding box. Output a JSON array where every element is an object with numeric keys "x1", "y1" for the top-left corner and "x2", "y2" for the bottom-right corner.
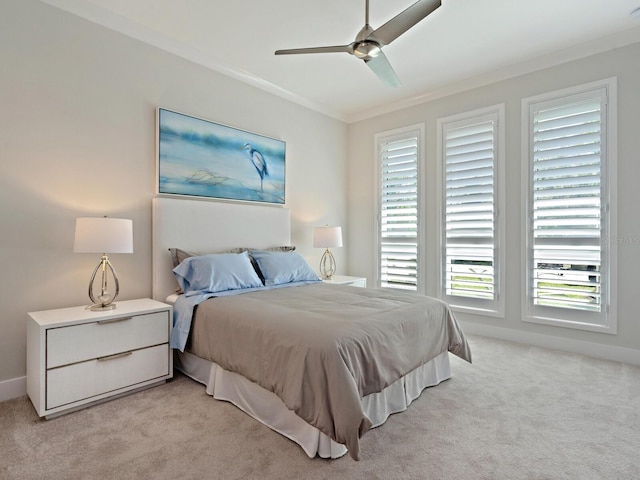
[
  {"x1": 97, "y1": 351, "x2": 132, "y2": 362},
  {"x1": 97, "y1": 316, "x2": 132, "y2": 325}
]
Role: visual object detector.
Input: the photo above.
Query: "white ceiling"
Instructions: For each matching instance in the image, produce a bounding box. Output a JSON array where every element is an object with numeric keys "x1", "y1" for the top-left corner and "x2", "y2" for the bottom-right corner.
[{"x1": 43, "y1": 0, "x2": 640, "y2": 122}]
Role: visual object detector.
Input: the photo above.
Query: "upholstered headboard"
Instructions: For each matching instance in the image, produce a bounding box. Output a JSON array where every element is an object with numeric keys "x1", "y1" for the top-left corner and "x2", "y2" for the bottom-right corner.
[{"x1": 152, "y1": 197, "x2": 291, "y2": 301}]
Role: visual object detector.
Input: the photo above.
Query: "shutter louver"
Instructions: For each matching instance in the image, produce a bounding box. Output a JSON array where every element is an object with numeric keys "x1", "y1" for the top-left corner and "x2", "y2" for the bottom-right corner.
[
  {"x1": 531, "y1": 97, "x2": 602, "y2": 312},
  {"x1": 380, "y1": 135, "x2": 419, "y2": 290},
  {"x1": 444, "y1": 119, "x2": 496, "y2": 300}
]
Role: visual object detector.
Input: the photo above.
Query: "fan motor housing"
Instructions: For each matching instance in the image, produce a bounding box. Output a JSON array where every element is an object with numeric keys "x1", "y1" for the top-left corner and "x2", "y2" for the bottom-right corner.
[{"x1": 354, "y1": 40, "x2": 382, "y2": 59}]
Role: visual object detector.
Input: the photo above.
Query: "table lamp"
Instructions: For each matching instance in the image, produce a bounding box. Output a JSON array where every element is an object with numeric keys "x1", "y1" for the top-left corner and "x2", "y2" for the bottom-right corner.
[
  {"x1": 313, "y1": 226, "x2": 343, "y2": 280},
  {"x1": 74, "y1": 217, "x2": 133, "y2": 310}
]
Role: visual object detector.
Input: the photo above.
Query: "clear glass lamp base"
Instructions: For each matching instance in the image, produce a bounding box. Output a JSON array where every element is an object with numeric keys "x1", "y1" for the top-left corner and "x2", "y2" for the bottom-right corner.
[
  {"x1": 86, "y1": 255, "x2": 120, "y2": 311},
  {"x1": 319, "y1": 249, "x2": 337, "y2": 280}
]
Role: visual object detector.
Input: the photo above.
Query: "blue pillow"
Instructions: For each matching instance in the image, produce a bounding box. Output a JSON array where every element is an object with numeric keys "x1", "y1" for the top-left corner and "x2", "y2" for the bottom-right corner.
[
  {"x1": 250, "y1": 250, "x2": 320, "y2": 286},
  {"x1": 173, "y1": 251, "x2": 263, "y2": 295}
]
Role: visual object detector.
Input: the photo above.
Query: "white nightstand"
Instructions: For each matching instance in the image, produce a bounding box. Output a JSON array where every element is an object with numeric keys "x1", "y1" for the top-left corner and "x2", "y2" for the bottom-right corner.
[
  {"x1": 27, "y1": 298, "x2": 173, "y2": 419},
  {"x1": 322, "y1": 275, "x2": 367, "y2": 288}
]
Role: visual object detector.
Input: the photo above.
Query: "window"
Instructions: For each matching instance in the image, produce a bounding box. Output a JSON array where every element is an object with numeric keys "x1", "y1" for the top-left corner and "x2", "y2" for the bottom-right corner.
[
  {"x1": 437, "y1": 106, "x2": 504, "y2": 315},
  {"x1": 375, "y1": 125, "x2": 423, "y2": 292},
  {"x1": 522, "y1": 79, "x2": 617, "y2": 333}
]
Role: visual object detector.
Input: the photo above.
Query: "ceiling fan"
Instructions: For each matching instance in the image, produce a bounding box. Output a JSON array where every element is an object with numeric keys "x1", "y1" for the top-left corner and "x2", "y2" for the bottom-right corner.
[{"x1": 274, "y1": 0, "x2": 441, "y2": 87}]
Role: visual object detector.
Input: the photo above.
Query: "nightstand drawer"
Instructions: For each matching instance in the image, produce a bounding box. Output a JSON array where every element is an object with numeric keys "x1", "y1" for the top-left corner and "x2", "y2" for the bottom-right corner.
[
  {"x1": 46, "y1": 344, "x2": 170, "y2": 409},
  {"x1": 47, "y1": 311, "x2": 169, "y2": 368}
]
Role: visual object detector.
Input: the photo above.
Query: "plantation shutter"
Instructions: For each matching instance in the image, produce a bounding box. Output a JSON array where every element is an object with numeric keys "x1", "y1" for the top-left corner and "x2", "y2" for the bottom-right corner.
[
  {"x1": 530, "y1": 93, "x2": 604, "y2": 313},
  {"x1": 379, "y1": 132, "x2": 419, "y2": 290},
  {"x1": 443, "y1": 117, "x2": 497, "y2": 302}
]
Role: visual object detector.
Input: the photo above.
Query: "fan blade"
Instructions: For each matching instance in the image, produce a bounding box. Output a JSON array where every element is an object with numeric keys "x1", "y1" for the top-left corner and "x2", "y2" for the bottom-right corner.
[
  {"x1": 364, "y1": 51, "x2": 401, "y2": 87},
  {"x1": 275, "y1": 44, "x2": 355, "y2": 55},
  {"x1": 371, "y1": 0, "x2": 441, "y2": 46}
]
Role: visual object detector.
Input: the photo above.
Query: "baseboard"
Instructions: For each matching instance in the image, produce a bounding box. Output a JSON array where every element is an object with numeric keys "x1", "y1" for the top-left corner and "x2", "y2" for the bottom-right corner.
[
  {"x1": 461, "y1": 321, "x2": 640, "y2": 366},
  {"x1": 0, "y1": 376, "x2": 27, "y2": 402}
]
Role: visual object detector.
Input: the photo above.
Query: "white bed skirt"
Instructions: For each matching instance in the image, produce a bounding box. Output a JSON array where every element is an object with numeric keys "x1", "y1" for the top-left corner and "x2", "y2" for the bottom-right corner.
[{"x1": 175, "y1": 350, "x2": 452, "y2": 459}]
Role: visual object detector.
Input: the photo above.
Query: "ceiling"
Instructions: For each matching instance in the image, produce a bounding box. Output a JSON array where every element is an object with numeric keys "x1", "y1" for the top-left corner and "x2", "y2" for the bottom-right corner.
[{"x1": 42, "y1": 0, "x2": 640, "y2": 122}]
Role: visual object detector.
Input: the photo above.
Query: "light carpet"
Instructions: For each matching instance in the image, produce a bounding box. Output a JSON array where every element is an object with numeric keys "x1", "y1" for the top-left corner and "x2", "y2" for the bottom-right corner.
[{"x1": 1, "y1": 335, "x2": 639, "y2": 480}]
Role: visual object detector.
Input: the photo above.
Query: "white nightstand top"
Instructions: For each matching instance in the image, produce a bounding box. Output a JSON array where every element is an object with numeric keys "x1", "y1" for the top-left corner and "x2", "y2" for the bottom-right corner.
[
  {"x1": 322, "y1": 275, "x2": 367, "y2": 287},
  {"x1": 28, "y1": 298, "x2": 171, "y2": 327}
]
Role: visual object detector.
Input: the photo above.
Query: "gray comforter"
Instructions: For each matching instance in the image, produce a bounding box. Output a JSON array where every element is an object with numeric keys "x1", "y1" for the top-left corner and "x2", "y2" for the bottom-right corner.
[{"x1": 189, "y1": 283, "x2": 471, "y2": 460}]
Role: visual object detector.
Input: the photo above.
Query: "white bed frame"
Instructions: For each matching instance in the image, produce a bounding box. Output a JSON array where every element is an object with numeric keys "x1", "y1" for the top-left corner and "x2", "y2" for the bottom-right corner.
[{"x1": 152, "y1": 196, "x2": 452, "y2": 459}]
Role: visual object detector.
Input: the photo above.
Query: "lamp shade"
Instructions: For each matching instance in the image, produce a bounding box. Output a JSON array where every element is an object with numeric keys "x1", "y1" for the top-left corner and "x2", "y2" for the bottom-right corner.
[
  {"x1": 73, "y1": 217, "x2": 133, "y2": 254},
  {"x1": 313, "y1": 226, "x2": 343, "y2": 248}
]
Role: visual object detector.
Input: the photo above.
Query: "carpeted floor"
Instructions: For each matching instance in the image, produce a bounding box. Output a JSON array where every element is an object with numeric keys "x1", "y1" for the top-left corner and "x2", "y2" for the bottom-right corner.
[{"x1": 1, "y1": 335, "x2": 639, "y2": 480}]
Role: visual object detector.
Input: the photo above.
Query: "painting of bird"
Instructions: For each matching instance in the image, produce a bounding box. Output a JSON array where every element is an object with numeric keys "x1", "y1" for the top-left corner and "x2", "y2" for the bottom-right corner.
[
  {"x1": 158, "y1": 108, "x2": 285, "y2": 204},
  {"x1": 242, "y1": 143, "x2": 269, "y2": 192}
]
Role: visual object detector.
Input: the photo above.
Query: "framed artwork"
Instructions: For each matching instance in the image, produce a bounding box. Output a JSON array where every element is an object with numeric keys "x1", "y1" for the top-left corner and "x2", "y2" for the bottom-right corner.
[{"x1": 157, "y1": 108, "x2": 286, "y2": 204}]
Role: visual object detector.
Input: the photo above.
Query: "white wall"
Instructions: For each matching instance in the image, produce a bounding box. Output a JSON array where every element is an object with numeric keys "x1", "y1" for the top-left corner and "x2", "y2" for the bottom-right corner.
[
  {"x1": 0, "y1": 0, "x2": 348, "y2": 385},
  {"x1": 348, "y1": 42, "x2": 640, "y2": 364}
]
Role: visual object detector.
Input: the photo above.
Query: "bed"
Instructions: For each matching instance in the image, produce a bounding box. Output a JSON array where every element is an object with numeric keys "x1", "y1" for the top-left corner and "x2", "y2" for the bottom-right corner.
[{"x1": 152, "y1": 197, "x2": 471, "y2": 460}]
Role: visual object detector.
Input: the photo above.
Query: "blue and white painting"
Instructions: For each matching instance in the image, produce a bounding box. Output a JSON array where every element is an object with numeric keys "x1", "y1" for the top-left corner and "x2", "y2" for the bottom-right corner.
[{"x1": 157, "y1": 108, "x2": 286, "y2": 204}]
